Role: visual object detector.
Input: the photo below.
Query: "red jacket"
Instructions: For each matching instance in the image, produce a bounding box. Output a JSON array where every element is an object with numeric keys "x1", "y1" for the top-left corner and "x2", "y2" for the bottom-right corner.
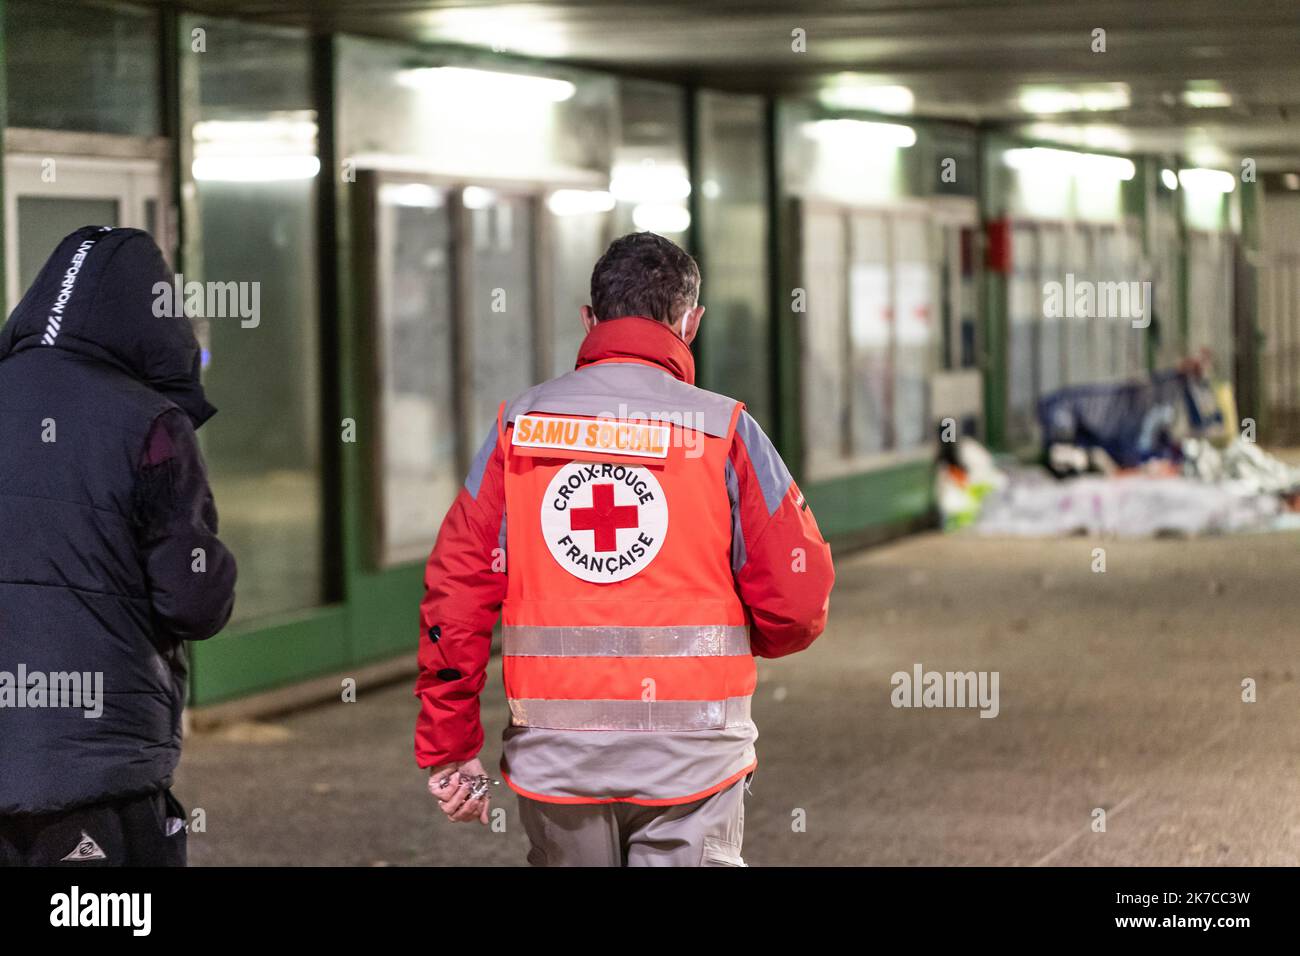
[{"x1": 414, "y1": 317, "x2": 834, "y2": 768}]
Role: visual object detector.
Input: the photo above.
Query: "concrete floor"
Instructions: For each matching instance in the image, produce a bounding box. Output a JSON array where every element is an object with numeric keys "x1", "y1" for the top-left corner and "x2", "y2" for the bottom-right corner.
[{"x1": 174, "y1": 529, "x2": 1300, "y2": 866}]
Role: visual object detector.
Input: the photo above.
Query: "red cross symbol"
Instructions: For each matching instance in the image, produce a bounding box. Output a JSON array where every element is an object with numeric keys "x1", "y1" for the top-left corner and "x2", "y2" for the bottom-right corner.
[{"x1": 569, "y1": 483, "x2": 639, "y2": 552}]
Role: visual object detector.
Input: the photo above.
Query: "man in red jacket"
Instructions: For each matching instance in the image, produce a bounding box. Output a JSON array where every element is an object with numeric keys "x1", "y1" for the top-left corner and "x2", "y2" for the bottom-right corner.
[{"x1": 415, "y1": 232, "x2": 833, "y2": 866}]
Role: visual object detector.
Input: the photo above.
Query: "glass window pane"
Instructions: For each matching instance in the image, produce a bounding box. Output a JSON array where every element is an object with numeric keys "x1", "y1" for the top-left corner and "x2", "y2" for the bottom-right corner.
[
  {"x1": 696, "y1": 91, "x2": 771, "y2": 428},
  {"x1": 1153, "y1": 206, "x2": 1184, "y2": 368},
  {"x1": 800, "y1": 208, "x2": 847, "y2": 476},
  {"x1": 937, "y1": 224, "x2": 956, "y2": 372},
  {"x1": 959, "y1": 227, "x2": 978, "y2": 369},
  {"x1": 1037, "y1": 226, "x2": 1065, "y2": 397},
  {"x1": 467, "y1": 192, "x2": 537, "y2": 443},
  {"x1": 548, "y1": 209, "x2": 607, "y2": 379},
  {"x1": 848, "y1": 212, "x2": 891, "y2": 457},
  {"x1": 892, "y1": 216, "x2": 934, "y2": 452},
  {"x1": 335, "y1": 37, "x2": 616, "y2": 185},
  {"x1": 17, "y1": 197, "x2": 120, "y2": 292},
  {"x1": 1007, "y1": 224, "x2": 1039, "y2": 443},
  {"x1": 1092, "y1": 226, "x2": 1119, "y2": 381},
  {"x1": 182, "y1": 18, "x2": 324, "y2": 621},
  {"x1": 612, "y1": 80, "x2": 690, "y2": 242},
  {"x1": 1123, "y1": 225, "x2": 1149, "y2": 377},
  {"x1": 145, "y1": 199, "x2": 159, "y2": 242},
  {"x1": 6, "y1": 0, "x2": 160, "y2": 136},
  {"x1": 1064, "y1": 227, "x2": 1093, "y2": 384},
  {"x1": 1188, "y1": 231, "x2": 1234, "y2": 377},
  {"x1": 376, "y1": 183, "x2": 458, "y2": 565}
]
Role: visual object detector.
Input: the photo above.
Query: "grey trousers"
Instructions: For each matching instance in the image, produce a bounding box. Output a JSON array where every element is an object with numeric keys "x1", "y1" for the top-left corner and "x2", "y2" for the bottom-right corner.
[{"x1": 517, "y1": 777, "x2": 748, "y2": 867}]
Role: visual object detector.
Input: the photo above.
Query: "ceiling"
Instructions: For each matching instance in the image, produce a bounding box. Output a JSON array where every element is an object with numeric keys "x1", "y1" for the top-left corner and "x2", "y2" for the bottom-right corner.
[{"x1": 146, "y1": 0, "x2": 1300, "y2": 170}]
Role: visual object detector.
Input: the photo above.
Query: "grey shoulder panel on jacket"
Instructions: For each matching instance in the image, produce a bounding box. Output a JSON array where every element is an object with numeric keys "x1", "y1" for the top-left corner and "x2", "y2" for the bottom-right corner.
[{"x1": 502, "y1": 363, "x2": 739, "y2": 438}]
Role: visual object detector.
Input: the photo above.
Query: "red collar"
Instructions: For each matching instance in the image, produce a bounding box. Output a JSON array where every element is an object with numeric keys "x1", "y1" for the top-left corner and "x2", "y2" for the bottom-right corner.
[{"x1": 574, "y1": 315, "x2": 695, "y2": 385}]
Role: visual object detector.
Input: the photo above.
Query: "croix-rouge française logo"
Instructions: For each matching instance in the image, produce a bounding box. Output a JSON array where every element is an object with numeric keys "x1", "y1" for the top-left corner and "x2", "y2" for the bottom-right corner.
[{"x1": 540, "y1": 461, "x2": 668, "y2": 583}]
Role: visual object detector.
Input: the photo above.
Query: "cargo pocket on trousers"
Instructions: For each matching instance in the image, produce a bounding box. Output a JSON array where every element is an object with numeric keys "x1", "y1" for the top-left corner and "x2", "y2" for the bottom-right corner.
[{"x1": 701, "y1": 835, "x2": 746, "y2": 867}]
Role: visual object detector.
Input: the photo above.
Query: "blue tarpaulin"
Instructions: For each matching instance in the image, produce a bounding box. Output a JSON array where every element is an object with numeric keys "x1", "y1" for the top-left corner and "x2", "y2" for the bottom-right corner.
[{"x1": 1036, "y1": 371, "x2": 1221, "y2": 469}]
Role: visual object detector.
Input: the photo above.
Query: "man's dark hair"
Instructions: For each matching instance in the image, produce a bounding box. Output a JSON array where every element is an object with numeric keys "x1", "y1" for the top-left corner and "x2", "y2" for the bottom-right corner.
[{"x1": 589, "y1": 232, "x2": 700, "y2": 325}]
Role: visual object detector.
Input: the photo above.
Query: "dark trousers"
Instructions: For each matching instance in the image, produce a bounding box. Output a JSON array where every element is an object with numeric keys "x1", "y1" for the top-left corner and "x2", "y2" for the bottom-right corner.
[{"x1": 0, "y1": 788, "x2": 187, "y2": 867}]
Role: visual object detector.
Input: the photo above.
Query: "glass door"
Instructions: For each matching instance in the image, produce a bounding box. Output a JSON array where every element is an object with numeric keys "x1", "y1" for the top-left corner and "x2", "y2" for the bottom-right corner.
[
  {"x1": 363, "y1": 172, "x2": 611, "y2": 567},
  {"x1": 463, "y1": 188, "x2": 539, "y2": 445},
  {"x1": 1037, "y1": 224, "x2": 1066, "y2": 397},
  {"x1": 1007, "y1": 223, "x2": 1039, "y2": 444},
  {"x1": 371, "y1": 177, "x2": 459, "y2": 566},
  {"x1": 847, "y1": 211, "x2": 892, "y2": 457},
  {"x1": 4, "y1": 152, "x2": 167, "y2": 307},
  {"x1": 891, "y1": 214, "x2": 935, "y2": 452},
  {"x1": 800, "y1": 205, "x2": 849, "y2": 476}
]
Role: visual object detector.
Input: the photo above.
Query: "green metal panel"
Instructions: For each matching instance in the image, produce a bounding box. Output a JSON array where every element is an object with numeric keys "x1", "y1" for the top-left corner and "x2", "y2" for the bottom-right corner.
[
  {"x1": 805, "y1": 460, "x2": 935, "y2": 540},
  {"x1": 346, "y1": 564, "x2": 425, "y2": 664},
  {"x1": 191, "y1": 606, "x2": 350, "y2": 703},
  {"x1": 982, "y1": 272, "x2": 1009, "y2": 451}
]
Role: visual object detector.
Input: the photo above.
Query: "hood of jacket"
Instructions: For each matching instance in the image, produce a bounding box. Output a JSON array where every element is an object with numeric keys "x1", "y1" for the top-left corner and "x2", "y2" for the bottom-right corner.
[{"x1": 0, "y1": 225, "x2": 216, "y2": 427}]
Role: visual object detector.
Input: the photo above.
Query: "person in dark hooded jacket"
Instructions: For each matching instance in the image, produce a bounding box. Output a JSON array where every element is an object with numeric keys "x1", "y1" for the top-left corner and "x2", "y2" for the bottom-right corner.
[{"x1": 0, "y1": 226, "x2": 236, "y2": 866}]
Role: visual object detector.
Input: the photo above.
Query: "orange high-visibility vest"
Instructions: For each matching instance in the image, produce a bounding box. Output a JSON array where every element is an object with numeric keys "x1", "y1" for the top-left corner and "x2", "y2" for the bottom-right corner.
[{"x1": 497, "y1": 359, "x2": 757, "y2": 805}]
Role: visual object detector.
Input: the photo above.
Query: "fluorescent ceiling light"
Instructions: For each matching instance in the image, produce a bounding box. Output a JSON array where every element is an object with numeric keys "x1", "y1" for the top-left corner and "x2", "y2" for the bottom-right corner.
[
  {"x1": 1024, "y1": 123, "x2": 1132, "y2": 153},
  {"x1": 192, "y1": 118, "x2": 317, "y2": 153},
  {"x1": 461, "y1": 186, "x2": 497, "y2": 209},
  {"x1": 1019, "y1": 85, "x2": 1129, "y2": 114},
  {"x1": 1003, "y1": 147, "x2": 1135, "y2": 180},
  {"x1": 1078, "y1": 86, "x2": 1131, "y2": 112},
  {"x1": 802, "y1": 118, "x2": 917, "y2": 148},
  {"x1": 380, "y1": 183, "x2": 445, "y2": 208},
  {"x1": 631, "y1": 203, "x2": 691, "y2": 234},
  {"x1": 609, "y1": 163, "x2": 692, "y2": 202},
  {"x1": 191, "y1": 117, "x2": 320, "y2": 181},
  {"x1": 546, "y1": 189, "x2": 616, "y2": 216},
  {"x1": 192, "y1": 155, "x2": 320, "y2": 182},
  {"x1": 819, "y1": 83, "x2": 914, "y2": 115},
  {"x1": 1181, "y1": 88, "x2": 1232, "y2": 109},
  {"x1": 397, "y1": 66, "x2": 575, "y2": 102},
  {"x1": 1178, "y1": 168, "x2": 1236, "y2": 193},
  {"x1": 1160, "y1": 168, "x2": 1179, "y2": 190},
  {"x1": 1189, "y1": 145, "x2": 1232, "y2": 169}
]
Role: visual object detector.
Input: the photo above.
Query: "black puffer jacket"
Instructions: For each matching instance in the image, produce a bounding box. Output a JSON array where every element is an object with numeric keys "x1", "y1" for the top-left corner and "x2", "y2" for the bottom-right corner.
[{"x1": 0, "y1": 226, "x2": 236, "y2": 815}]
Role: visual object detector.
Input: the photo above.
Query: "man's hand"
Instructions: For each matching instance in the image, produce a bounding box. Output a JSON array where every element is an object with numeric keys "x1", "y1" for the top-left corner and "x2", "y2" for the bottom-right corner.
[{"x1": 427, "y1": 757, "x2": 491, "y2": 825}]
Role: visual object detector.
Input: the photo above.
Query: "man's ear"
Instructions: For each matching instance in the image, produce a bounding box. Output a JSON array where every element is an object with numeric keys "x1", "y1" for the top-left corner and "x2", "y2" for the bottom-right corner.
[
  {"x1": 580, "y1": 305, "x2": 599, "y2": 335},
  {"x1": 682, "y1": 305, "x2": 705, "y2": 345}
]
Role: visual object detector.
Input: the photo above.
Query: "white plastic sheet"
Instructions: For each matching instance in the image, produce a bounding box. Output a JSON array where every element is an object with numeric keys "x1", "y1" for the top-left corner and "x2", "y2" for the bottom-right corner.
[{"x1": 973, "y1": 471, "x2": 1280, "y2": 538}]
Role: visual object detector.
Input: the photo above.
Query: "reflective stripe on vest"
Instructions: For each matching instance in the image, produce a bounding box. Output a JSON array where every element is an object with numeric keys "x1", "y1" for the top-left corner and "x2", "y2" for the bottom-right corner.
[
  {"x1": 503, "y1": 623, "x2": 754, "y2": 732},
  {"x1": 508, "y1": 696, "x2": 753, "y2": 732},
  {"x1": 503, "y1": 624, "x2": 749, "y2": 657}
]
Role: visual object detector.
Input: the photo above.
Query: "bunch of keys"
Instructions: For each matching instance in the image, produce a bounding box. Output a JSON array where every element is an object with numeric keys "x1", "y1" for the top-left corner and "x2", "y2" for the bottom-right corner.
[{"x1": 438, "y1": 772, "x2": 497, "y2": 800}]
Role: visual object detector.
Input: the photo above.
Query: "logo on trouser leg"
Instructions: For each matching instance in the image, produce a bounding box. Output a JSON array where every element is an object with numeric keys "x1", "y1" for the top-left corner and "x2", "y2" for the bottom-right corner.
[
  {"x1": 540, "y1": 461, "x2": 668, "y2": 583},
  {"x1": 61, "y1": 831, "x2": 107, "y2": 862}
]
